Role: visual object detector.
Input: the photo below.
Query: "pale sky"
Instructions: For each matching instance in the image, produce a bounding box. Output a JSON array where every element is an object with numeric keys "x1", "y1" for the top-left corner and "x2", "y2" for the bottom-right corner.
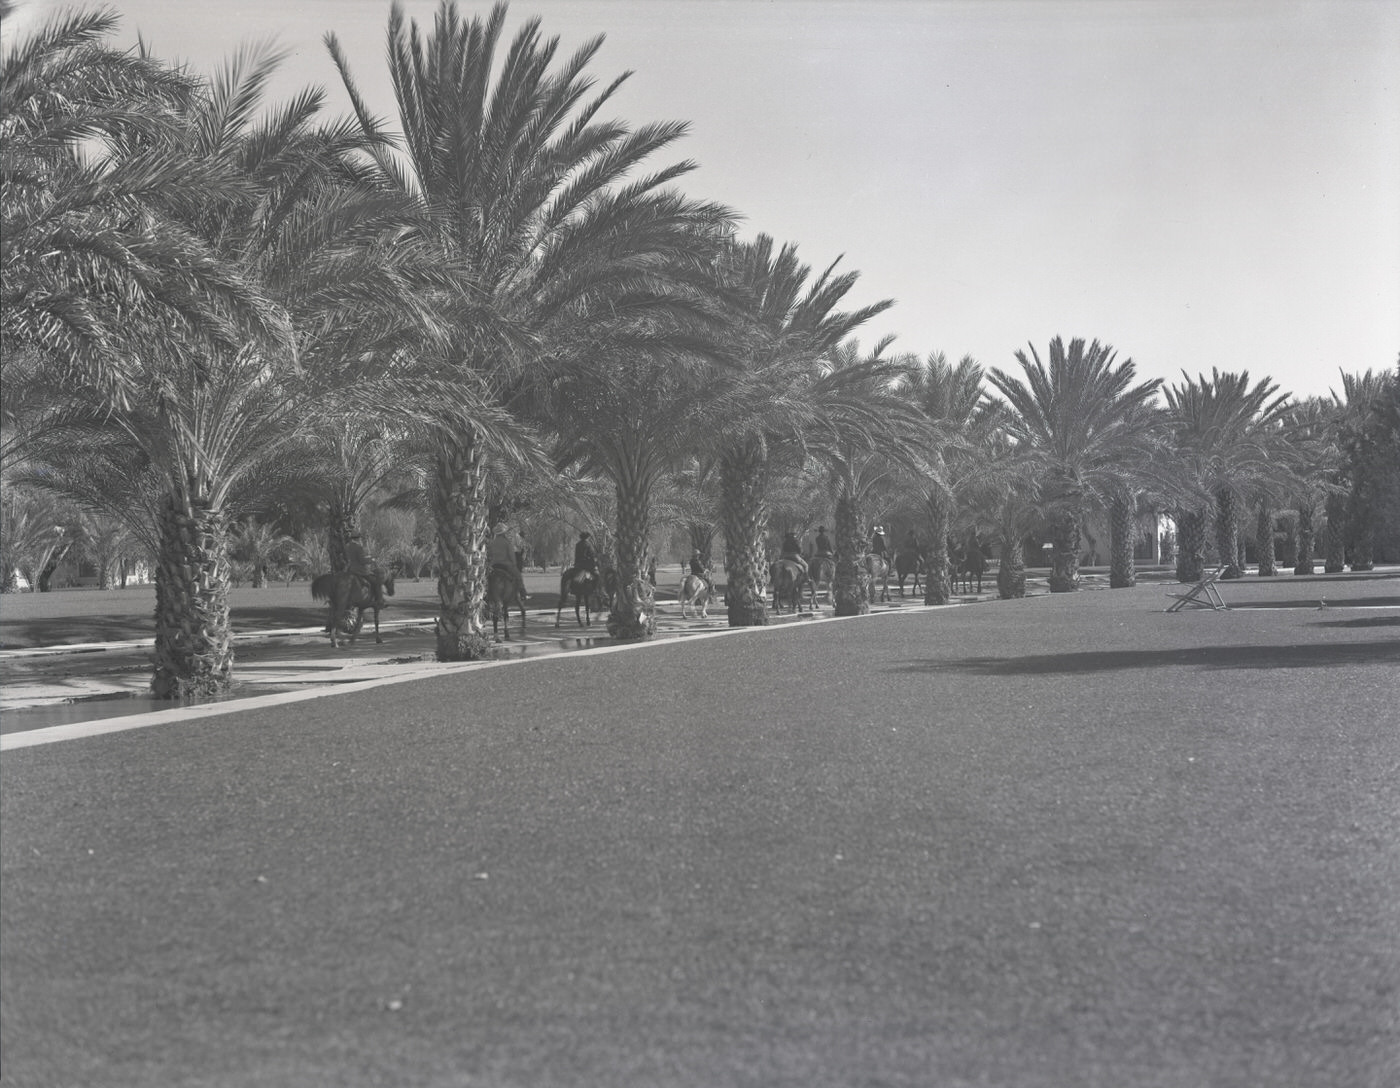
[{"x1": 7, "y1": 0, "x2": 1399, "y2": 399}]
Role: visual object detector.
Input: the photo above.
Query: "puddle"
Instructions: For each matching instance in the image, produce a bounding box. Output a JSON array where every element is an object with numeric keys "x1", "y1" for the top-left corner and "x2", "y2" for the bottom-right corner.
[{"x1": 0, "y1": 683, "x2": 297, "y2": 733}]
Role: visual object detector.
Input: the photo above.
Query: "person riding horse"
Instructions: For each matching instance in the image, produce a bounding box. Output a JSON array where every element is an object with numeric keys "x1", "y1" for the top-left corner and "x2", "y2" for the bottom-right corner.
[
  {"x1": 814, "y1": 525, "x2": 834, "y2": 560},
  {"x1": 902, "y1": 529, "x2": 921, "y2": 558},
  {"x1": 688, "y1": 549, "x2": 709, "y2": 584},
  {"x1": 344, "y1": 531, "x2": 388, "y2": 609},
  {"x1": 487, "y1": 522, "x2": 529, "y2": 602},
  {"x1": 779, "y1": 531, "x2": 808, "y2": 579},
  {"x1": 870, "y1": 525, "x2": 889, "y2": 561},
  {"x1": 561, "y1": 530, "x2": 600, "y2": 585}
]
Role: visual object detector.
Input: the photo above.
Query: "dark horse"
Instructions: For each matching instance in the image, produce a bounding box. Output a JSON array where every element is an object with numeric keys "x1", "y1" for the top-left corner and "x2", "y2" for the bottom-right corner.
[
  {"x1": 485, "y1": 567, "x2": 527, "y2": 640},
  {"x1": 952, "y1": 534, "x2": 988, "y2": 593},
  {"x1": 770, "y1": 559, "x2": 815, "y2": 614},
  {"x1": 311, "y1": 570, "x2": 395, "y2": 649},
  {"x1": 555, "y1": 567, "x2": 599, "y2": 628},
  {"x1": 894, "y1": 549, "x2": 924, "y2": 597}
]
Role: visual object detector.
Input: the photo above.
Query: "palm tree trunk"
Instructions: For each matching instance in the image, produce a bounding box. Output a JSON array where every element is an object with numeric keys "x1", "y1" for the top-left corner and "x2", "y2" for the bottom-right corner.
[
  {"x1": 1347, "y1": 482, "x2": 1375, "y2": 570},
  {"x1": 996, "y1": 530, "x2": 1026, "y2": 598},
  {"x1": 833, "y1": 492, "x2": 868, "y2": 616},
  {"x1": 1294, "y1": 503, "x2": 1316, "y2": 575},
  {"x1": 1214, "y1": 488, "x2": 1244, "y2": 579},
  {"x1": 1048, "y1": 510, "x2": 1081, "y2": 592},
  {"x1": 921, "y1": 493, "x2": 952, "y2": 605},
  {"x1": 720, "y1": 440, "x2": 769, "y2": 627},
  {"x1": 1255, "y1": 501, "x2": 1277, "y2": 576},
  {"x1": 151, "y1": 492, "x2": 233, "y2": 699},
  {"x1": 1277, "y1": 512, "x2": 1297, "y2": 568},
  {"x1": 328, "y1": 493, "x2": 356, "y2": 572},
  {"x1": 607, "y1": 462, "x2": 656, "y2": 640},
  {"x1": 1108, "y1": 494, "x2": 1136, "y2": 588},
  {"x1": 1175, "y1": 508, "x2": 1207, "y2": 583},
  {"x1": 1323, "y1": 491, "x2": 1347, "y2": 573},
  {"x1": 431, "y1": 435, "x2": 489, "y2": 660}
]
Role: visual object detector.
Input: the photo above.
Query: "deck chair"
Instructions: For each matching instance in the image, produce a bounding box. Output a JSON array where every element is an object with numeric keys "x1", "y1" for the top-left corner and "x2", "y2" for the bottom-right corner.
[{"x1": 1165, "y1": 566, "x2": 1229, "y2": 612}]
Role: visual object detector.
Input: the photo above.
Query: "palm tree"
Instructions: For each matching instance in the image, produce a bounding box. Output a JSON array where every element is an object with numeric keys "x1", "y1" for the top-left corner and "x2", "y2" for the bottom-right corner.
[
  {"x1": 1280, "y1": 397, "x2": 1339, "y2": 576},
  {"x1": 547, "y1": 323, "x2": 738, "y2": 638},
  {"x1": 1, "y1": 10, "x2": 263, "y2": 413},
  {"x1": 1330, "y1": 369, "x2": 1394, "y2": 571},
  {"x1": 708, "y1": 234, "x2": 893, "y2": 625},
  {"x1": 989, "y1": 337, "x2": 1162, "y2": 592},
  {"x1": 1162, "y1": 370, "x2": 1292, "y2": 580},
  {"x1": 330, "y1": 0, "x2": 734, "y2": 658},
  {"x1": 899, "y1": 352, "x2": 1001, "y2": 604},
  {"x1": 25, "y1": 44, "x2": 451, "y2": 697}
]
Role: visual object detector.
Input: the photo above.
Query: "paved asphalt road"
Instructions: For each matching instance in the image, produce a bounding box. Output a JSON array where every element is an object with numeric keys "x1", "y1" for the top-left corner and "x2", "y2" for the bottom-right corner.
[{"x1": 2, "y1": 576, "x2": 1398, "y2": 1087}]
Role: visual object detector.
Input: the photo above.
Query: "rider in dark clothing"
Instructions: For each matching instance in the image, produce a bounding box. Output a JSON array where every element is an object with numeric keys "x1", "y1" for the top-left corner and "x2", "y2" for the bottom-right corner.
[
  {"x1": 814, "y1": 526, "x2": 834, "y2": 558},
  {"x1": 780, "y1": 530, "x2": 808, "y2": 578},
  {"x1": 903, "y1": 529, "x2": 922, "y2": 558},
  {"x1": 870, "y1": 525, "x2": 889, "y2": 558},
  {"x1": 344, "y1": 532, "x2": 387, "y2": 608},
  {"x1": 563, "y1": 530, "x2": 600, "y2": 586},
  {"x1": 689, "y1": 550, "x2": 707, "y2": 579}
]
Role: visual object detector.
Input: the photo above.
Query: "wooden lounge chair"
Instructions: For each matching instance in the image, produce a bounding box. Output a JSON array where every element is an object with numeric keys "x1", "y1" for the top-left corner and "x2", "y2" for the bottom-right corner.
[{"x1": 1165, "y1": 565, "x2": 1229, "y2": 612}]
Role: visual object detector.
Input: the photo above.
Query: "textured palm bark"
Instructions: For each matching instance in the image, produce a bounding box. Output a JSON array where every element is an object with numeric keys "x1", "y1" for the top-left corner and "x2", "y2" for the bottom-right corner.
[
  {"x1": 432, "y1": 437, "x2": 489, "y2": 660},
  {"x1": 1276, "y1": 513, "x2": 1298, "y2": 568},
  {"x1": 607, "y1": 472, "x2": 656, "y2": 640},
  {"x1": 833, "y1": 494, "x2": 868, "y2": 616},
  {"x1": 921, "y1": 494, "x2": 952, "y2": 605},
  {"x1": 328, "y1": 493, "x2": 357, "y2": 572},
  {"x1": 1214, "y1": 488, "x2": 1244, "y2": 579},
  {"x1": 720, "y1": 441, "x2": 769, "y2": 627},
  {"x1": 1294, "y1": 504, "x2": 1315, "y2": 575},
  {"x1": 1255, "y1": 502, "x2": 1277, "y2": 576},
  {"x1": 996, "y1": 532, "x2": 1026, "y2": 598},
  {"x1": 1047, "y1": 511, "x2": 1081, "y2": 592},
  {"x1": 1175, "y1": 508, "x2": 1207, "y2": 583},
  {"x1": 1323, "y1": 492, "x2": 1347, "y2": 573},
  {"x1": 151, "y1": 493, "x2": 233, "y2": 699},
  {"x1": 1108, "y1": 494, "x2": 1136, "y2": 588},
  {"x1": 1347, "y1": 484, "x2": 1374, "y2": 570}
]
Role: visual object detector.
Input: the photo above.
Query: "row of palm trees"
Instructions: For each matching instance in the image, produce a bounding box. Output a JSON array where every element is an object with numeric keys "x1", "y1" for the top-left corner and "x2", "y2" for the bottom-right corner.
[{"x1": 4, "y1": 4, "x2": 1397, "y2": 699}]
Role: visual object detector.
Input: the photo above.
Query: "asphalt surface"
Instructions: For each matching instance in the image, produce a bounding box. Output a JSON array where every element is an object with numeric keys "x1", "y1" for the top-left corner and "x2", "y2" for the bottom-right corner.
[{"x1": 2, "y1": 573, "x2": 1398, "y2": 1087}]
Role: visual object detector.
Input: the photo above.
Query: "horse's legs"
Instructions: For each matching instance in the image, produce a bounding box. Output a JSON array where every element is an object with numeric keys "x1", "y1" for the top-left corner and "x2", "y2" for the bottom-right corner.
[{"x1": 372, "y1": 605, "x2": 382, "y2": 644}]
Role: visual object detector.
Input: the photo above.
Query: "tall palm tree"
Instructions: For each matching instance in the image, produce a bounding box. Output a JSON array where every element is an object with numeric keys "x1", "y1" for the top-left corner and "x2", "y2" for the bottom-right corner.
[
  {"x1": 1330, "y1": 368, "x2": 1394, "y2": 571},
  {"x1": 709, "y1": 234, "x2": 893, "y2": 625},
  {"x1": 330, "y1": 0, "x2": 733, "y2": 658},
  {"x1": 801, "y1": 340, "x2": 923, "y2": 616},
  {"x1": 547, "y1": 318, "x2": 738, "y2": 638},
  {"x1": 899, "y1": 352, "x2": 1001, "y2": 604},
  {"x1": 28, "y1": 45, "x2": 451, "y2": 697},
  {"x1": 1280, "y1": 397, "x2": 1339, "y2": 576},
  {"x1": 1, "y1": 9, "x2": 262, "y2": 412},
  {"x1": 1162, "y1": 370, "x2": 1292, "y2": 580},
  {"x1": 989, "y1": 337, "x2": 1162, "y2": 592}
]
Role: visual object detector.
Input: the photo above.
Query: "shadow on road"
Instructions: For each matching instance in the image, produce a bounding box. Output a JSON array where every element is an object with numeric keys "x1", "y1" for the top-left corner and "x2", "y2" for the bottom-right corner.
[{"x1": 894, "y1": 639, "x2": 1400, "y2": 676}]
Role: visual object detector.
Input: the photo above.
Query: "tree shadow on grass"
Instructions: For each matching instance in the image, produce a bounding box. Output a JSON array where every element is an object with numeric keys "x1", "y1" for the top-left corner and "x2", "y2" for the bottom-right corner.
[{"x1": 894, "y1": 639, "x2": 1400, "y2": 676}]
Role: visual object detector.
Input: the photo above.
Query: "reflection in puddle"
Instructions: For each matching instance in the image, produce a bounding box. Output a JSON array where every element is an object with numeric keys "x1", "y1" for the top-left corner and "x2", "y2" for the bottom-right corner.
[{"x1": 0, "y1": 683, "x2": 297, "y2": 732}]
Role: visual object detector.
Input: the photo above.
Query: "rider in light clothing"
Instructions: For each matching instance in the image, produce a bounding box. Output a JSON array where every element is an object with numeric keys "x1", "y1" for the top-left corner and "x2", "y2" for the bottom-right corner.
[{"x1": 487, "y1": 523, "x2": 529, "y2": 601}]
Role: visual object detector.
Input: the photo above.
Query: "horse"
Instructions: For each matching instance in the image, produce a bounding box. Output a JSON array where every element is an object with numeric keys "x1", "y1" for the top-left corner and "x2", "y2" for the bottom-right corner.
[
  {"x1": 310, "y1": 570, "x2": 395, "y2": 649},
  {"x1": 953, "y1": 536, "x2": 988, "y2": 594},
  {"x1": 555, "y1": 567, "x2": 599, "y2": 628},
  {"x1": 862, "y1": 554, "x2": 891, "y2": 603},
  {"x1": 679, "y1": 573, "x2": 712, "y2": 619},
  {"x1": 485, "y1": 566, "x2": 527, "y2": 640},
  {"x1": 894, "y1": 550, "x2": 924, "y2": 597},
  {"x1": 770, "y1": 559, "x2": 815, "y2": 615},
  {"x1": 810, "y1": 554, "x2": 836, "y2": 602},
  {"x1": 591, "y1": 566, "x2": 619, "y2": 614}
]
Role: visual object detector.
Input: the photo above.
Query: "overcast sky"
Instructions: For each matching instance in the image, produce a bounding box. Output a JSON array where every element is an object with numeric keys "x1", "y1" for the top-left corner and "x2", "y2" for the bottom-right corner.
[{"x1": 7, "y1": 0, "x2": 1398, "y2": 399}]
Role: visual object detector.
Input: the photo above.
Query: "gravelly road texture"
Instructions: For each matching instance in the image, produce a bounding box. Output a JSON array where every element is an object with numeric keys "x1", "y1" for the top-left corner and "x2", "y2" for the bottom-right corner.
[{"x1": 2, "y1": 575, "x2": 1398, "y2": 1087}]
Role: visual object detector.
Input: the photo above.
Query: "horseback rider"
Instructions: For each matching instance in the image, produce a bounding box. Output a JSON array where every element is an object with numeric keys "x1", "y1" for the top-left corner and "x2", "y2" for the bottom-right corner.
[
  {"x1": 689, "y1": 548, "x2": 708, "y2": 583},
  {"x1": 487, "y1": 522, "x2": 529, "y2": 602},
  {"x1": 779, "y1": 530, "x2": 808, "y2": 578},
  {"x1": 902, "y1": 528, "x2": 922, "y2": 559},
  {"x1": 869, "y1": 524, "x2": 889, "y2": 560},
  {"x1": 814, "y1": 525, "x2": 834, "y2": 560},
  {"x1": 344, "y1": 531, "x2": 387, "y2": 608},
  {"x1": 563, "y1": 530, "x2": 600, "y2": 583}
]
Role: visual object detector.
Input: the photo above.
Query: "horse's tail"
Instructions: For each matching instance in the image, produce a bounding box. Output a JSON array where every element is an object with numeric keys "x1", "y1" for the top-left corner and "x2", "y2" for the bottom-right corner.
[{"x1": 310, "y1": 572, "x2": 337, "y2": 603}]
